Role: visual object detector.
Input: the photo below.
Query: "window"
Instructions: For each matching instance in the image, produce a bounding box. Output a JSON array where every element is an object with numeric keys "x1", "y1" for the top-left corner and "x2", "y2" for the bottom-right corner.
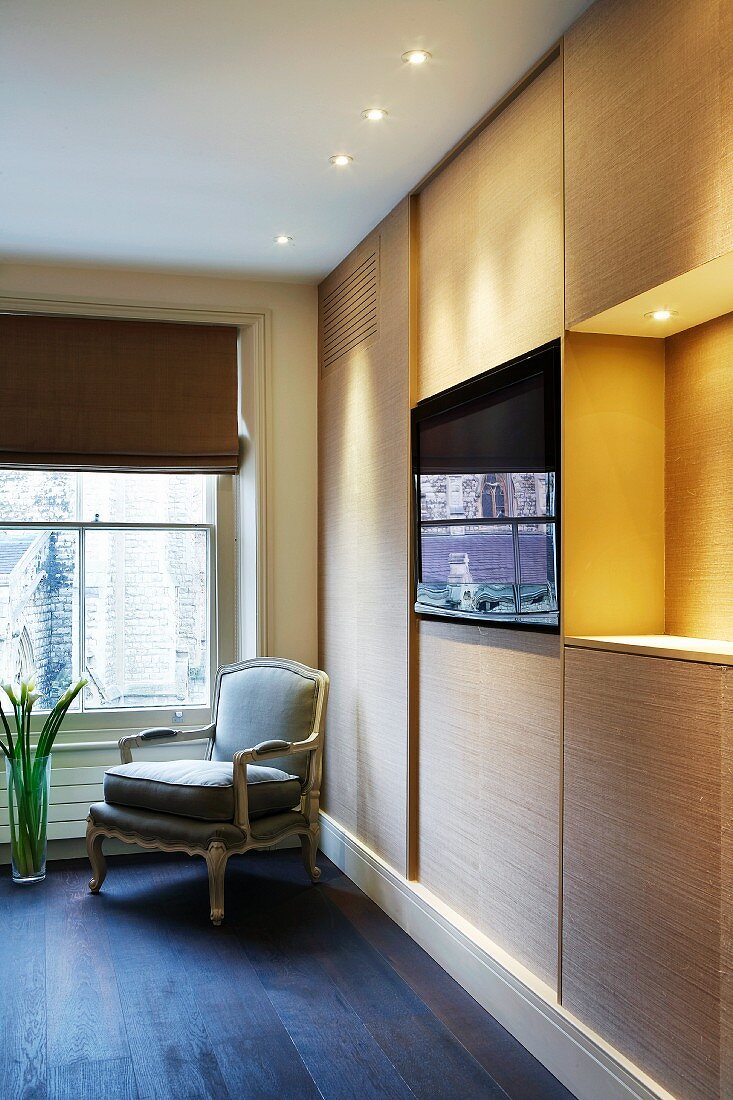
[{"x1": 0, "y1": 472, "x2": 214, "y2": 712}]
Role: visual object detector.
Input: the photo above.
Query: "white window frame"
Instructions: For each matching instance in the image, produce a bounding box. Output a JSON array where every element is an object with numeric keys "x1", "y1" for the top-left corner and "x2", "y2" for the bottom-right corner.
[
  {"x1": 0, "y1": 295, "x2": 271, "y2": 750},
  {"x1": 0, "y1": 497, "x2": 215, "y2": 728}
]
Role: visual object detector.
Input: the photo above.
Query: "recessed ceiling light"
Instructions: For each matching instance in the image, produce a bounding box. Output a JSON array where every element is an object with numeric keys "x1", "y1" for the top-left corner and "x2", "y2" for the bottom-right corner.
[
  {"x1": 329, "y1": 154, "x2": 353, "y2": 167},
  {"x1": 273, "y1": 234, "x2": 292, "y2": 245},
  {"x1": 362, "y1": 107, "x2": 388, "y2": 121},
  {"x1": 402, "y1": 49, "x2": 431, "y2": 65},
  {"x1": 644, "y1": 308, "x2": 678, "y2": 321}
]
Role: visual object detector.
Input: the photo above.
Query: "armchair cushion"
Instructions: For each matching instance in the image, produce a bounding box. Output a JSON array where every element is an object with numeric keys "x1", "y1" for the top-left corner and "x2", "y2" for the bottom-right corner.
[
  {"x1": 88, "y1": 801, "x2": 307, "y2": 848},
  {"x1": 104, "y1": 759, "x2": 301, "y2": 822}
]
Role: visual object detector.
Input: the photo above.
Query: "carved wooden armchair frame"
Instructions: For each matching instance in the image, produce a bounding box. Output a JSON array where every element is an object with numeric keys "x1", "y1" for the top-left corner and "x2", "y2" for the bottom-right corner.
[{"x1": 85, "y1": 658, "x2": 329, "y2": 924}]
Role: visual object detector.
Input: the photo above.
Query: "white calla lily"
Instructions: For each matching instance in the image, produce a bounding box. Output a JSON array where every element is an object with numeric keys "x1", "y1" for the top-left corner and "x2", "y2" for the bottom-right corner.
[{"x1": 2, "y1": 680, "x2": 19, "y2": 705}]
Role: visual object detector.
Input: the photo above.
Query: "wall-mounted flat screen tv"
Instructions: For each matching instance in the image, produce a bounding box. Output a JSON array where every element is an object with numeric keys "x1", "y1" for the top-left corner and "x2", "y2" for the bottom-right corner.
[{"x1": 412, "y1": 340, "x2": 560, "y2": 632}]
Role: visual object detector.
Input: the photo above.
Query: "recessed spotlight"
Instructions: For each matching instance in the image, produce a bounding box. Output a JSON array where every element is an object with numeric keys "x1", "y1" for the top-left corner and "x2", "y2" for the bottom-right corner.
[
  {"x1": 644, "y1": 308, "x2": 678, "y2": 321},
  {"x1": 402, "y1": 49, "x2": 431, "y2": 65},
  {"x1": 329, "y1": 154, "x2": 353, "y2": 167},
  {"x1": 273, "y1": 234, "x2": 293, "y2": 245},
  {"x1": 362, "y1": 107, "x2": 388, "y2": 121}
]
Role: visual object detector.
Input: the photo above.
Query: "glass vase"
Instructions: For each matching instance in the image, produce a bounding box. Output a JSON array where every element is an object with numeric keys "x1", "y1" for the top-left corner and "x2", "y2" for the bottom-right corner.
[{"x1": 5, "y1": 754, "x2": 51, "y2": 883}]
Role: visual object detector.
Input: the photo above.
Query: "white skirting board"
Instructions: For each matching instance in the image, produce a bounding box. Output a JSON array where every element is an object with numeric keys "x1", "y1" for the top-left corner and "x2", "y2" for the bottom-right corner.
[{"x1": 318, "y1": 812, "x2": 673, "y2": 1100}]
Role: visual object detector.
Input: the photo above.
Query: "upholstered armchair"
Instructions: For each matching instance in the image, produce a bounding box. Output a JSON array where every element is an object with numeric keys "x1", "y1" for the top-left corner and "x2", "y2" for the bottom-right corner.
[{"x1": 85, "y1": 658, "x2": 329, "y2": 925}]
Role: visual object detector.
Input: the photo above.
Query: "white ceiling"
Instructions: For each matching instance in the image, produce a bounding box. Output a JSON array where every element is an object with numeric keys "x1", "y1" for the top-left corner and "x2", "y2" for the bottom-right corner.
[{"x1": 1, "y1": 0, "x2": 591, "y2": 282}]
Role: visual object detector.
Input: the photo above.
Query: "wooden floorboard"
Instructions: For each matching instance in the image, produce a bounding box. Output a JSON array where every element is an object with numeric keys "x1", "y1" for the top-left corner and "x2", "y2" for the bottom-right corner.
[
  {"x1": 45, "y1": 868, "x2": 129, "y2": 1072},
  {"x1": 0, "y1": 882, "x2": 47, "y2": 1100},
  {"x1": 0, "y1": 850, "x2": 575, "y2": 1099},
  {"x1": 47, "y1": 1056, "x2": 138, "y2": 1100},
  {"x1": 322, "y1": 876, "x2": 575, "y2": 1100}
]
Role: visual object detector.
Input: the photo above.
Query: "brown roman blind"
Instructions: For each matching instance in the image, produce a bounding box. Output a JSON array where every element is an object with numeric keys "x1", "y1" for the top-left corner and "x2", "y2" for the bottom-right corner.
[{"x1": 0, "y1": 314, "x2": 239, "y2": 472}]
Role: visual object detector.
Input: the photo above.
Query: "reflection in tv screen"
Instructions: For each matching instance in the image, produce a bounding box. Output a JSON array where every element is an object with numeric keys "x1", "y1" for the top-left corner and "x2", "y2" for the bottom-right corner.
[
  {"x1": 416, "y1": 474, "x2": 557, "y2": 623},
  {"x1": 412, "y1": 342, "x2": 560, "y2": 630}
]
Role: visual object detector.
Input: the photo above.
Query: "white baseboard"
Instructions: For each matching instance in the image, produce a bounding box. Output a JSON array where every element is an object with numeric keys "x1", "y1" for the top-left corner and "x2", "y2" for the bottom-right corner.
[{"x1": 318, "y1": 812, "x2": 673, "y2": 1100}]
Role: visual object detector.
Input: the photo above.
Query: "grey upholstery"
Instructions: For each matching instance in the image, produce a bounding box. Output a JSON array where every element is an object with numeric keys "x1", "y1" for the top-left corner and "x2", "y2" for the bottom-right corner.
[
  {"x1": 104, "y1": 759, "x2": 301, "y2": 822},
  {"x1": 89, "y1": 801, "x2": 247, "y2": 849},
  {"x1": 90, "y1": 800, "x2": 308, "y2": 847},
  {"x1": 211, "y1": 663, "x2": 317, "y2": 780}
]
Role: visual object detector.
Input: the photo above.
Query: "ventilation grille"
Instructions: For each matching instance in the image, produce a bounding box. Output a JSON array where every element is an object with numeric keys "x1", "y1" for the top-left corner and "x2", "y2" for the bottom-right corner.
[{"x1": 320, "y1": 244, "x2": 379, "y2": 372}]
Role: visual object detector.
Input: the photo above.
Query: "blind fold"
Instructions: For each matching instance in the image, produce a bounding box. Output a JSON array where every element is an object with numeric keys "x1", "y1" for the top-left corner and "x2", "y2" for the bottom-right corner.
[{"x1": 0, "y1": 314, "x2": 239, "y2": 473}]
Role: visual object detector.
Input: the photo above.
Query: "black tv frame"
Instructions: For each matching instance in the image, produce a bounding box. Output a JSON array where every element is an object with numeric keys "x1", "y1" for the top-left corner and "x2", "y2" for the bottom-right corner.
[{"x1": 411, "y1": 338, "x2": 561, "y2": 635}]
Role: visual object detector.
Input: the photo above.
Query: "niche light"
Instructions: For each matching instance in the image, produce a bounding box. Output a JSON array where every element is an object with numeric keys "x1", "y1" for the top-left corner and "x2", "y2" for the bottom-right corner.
[
  {"x1": 645, "y1": 308, "x2": 678, "y2": 322},
  {"x1": 329, "y1": 154, "x2": 353, "y2": 167},
  {"x1": 273, "y1": 234, "x2": 293, "y2": 245},
  {"x1": 362, "y1": 108, "x2": 388, "y2": 121},
  {"x1": 402, "y1": 49, "x2": 431, "y2": 65}
]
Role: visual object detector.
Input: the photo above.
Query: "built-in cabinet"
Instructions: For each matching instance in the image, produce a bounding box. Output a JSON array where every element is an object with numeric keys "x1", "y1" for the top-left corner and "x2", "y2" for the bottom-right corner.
[
  {"x1": 318, "y1": 0, "x2": 733, "y2": 1095},
  {"x1": 417, "y1": 57, "x2": 563, "y2": 402},
  {"x1": 564, "y1": 645, "x2": 732, "y2": 1100},
  {"x1": 564, "y1": 0, "x2": 733, "y2": 328},
  {"x1": 415, "y1": 54, "x2": 564, "y2": 988}
]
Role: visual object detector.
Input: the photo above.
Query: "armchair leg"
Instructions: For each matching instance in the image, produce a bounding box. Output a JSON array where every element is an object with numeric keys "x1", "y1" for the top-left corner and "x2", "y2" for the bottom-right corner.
[
  {"x1": 300, "y1": 829, "x2": 321, "y2": 881},
  {"x1": 206, "y1": 841, "x2": 228, "y2": 925},
  {"x1": 86, "y1": 817, "x2": 107, "y2": 894}
]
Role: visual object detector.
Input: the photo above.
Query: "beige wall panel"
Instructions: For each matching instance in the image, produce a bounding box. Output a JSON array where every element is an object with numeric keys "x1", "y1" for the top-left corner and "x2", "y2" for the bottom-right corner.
[
  {"x1": 418, "y1": 621, "x2": 562, "y2": 989},
  {"x1": 318, "y1": 201, "x2": 410, "y2": 873},
  {"x1": 565, "y1": 0, "x2": 733, "y2": 327},
  {"x1": 563, "y1": 332, "x2": 666, "y2": 637},
  {"x1": 563, "y1": 647, "x2": 725, "y2": 1100},
  {"x1": 722, "y1": 668, "x2": 733, "y2": 1096},
  {"x1": 318, "y1": 362, "x2": 359, "y2": 837},
  {"x1": 417, "y1": 59, "x2": 563, "y2": 402},
  {"x1": 666, "y1": 312, "x2": 733, "y2": 643}
]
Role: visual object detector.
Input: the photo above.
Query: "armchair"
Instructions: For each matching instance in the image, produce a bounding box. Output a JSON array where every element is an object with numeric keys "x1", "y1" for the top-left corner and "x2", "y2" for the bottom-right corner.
[{"x1": 85, "y1": 658, "x2": 329, "y2": 924}]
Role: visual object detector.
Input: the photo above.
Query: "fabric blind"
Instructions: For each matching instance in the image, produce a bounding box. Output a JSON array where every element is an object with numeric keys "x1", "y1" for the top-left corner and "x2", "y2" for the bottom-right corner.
[{"x1": 0, "y1": 314, "x2": 239, "y2": 473}]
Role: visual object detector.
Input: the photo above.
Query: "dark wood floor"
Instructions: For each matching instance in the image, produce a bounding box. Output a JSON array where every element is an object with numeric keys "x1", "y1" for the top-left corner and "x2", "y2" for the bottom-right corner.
[{"x1": 0, "y1": 849, "x2": 575, "y2": 1099}]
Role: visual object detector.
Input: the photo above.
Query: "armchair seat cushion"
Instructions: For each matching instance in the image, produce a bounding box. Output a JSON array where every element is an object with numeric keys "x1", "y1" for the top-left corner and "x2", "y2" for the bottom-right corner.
[{"x1": 103, "y1": 759, "x2": 301, "y2": 822}]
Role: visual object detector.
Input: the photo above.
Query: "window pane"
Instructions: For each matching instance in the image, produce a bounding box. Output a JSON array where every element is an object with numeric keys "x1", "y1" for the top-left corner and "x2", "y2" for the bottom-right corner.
[
  {"x1": 518, "y1": 523, "x2": 558, "y2": 612},
  {"x1": 80, "y1": 473, "x2": 207, "y2": 523},
  {"x1": 0, "y1": 471, "x2": 77, "y2": 522},
  {"x1": 84, "y1": 529, "x2": 208, "y2": 709},
  {"x1": 0, "y1": 529, "x2": 79, "y2": 710},
  {"x1": 419, "y1": 472, "x2": 555, "y2": 521}
]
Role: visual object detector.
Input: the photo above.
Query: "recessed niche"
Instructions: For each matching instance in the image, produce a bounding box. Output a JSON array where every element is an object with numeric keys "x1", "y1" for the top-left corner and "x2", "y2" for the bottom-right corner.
[{"x1": 564, "y1": 307, "x2": 733, "y2": 651}]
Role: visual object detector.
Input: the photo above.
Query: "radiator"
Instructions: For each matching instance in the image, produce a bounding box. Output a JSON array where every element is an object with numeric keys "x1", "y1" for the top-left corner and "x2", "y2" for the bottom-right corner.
[{"x1": 0, "y1": 736, "x2": 208, "y2": 851}]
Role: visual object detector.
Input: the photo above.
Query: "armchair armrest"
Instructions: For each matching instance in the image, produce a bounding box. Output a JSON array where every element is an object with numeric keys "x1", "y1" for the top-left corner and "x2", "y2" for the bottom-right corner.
[
  {"x1": 251, "y1": 738, "x2": 291, "y2": 755},
  {"x1": 231, "y1": 735, "x2": 321, "y2": 829},
  {"x1": 119, "y1": 723, "x2": 215, "y2": 764}
]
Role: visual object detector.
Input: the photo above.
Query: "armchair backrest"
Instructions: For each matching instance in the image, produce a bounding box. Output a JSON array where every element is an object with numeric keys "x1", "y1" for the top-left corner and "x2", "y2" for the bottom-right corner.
[{"x1": 209, "y1": 658, "x2": 326, "y2": 781}]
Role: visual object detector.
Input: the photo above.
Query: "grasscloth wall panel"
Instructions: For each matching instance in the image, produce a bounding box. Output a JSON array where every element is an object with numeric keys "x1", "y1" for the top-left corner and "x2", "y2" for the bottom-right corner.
[
  {"x1": 318, "y1": 201, "x2": 410, "y2": 874},
  {"x1": 564, "y1": 0, "x2": 733, "y2": 327},
  {"x1": 722, "y1": 669, "x2": 733, "y2": 1094},
  {"x1": 415, "y1": 56, "x2": 564, "y2": 991},
  {"x1": 418, "y1": 622, "x2": 562, "y2": 989},
  {"x1": 666, "y1": 312, "x2": 733, "y2": 643},
  {"x1": 416, "y1": 57, "x2": 563, "y2": 400},
  {"x1": 564, "y1": 647, "x2": 727, "y2": 1100}
]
